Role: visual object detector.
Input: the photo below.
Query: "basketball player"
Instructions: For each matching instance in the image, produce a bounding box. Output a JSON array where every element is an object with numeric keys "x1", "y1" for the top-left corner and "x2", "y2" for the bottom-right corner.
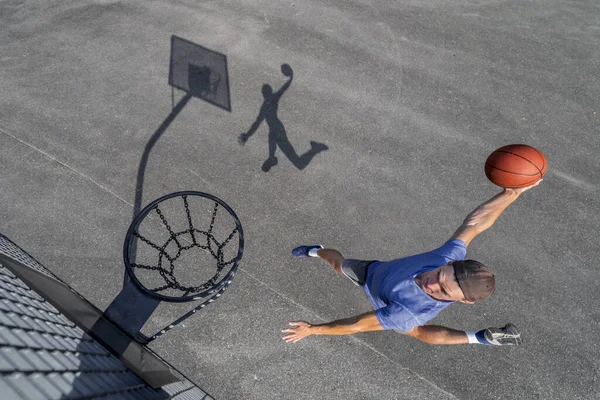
[{"x1": 283, "y1": 181, "x2": 541, "y2": 345}]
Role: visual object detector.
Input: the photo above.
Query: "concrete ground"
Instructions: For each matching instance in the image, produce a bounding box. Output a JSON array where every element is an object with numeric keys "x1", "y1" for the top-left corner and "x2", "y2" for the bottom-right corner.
[{"x1": 1, "y1": 1, "x2": 599, "y2": 399}]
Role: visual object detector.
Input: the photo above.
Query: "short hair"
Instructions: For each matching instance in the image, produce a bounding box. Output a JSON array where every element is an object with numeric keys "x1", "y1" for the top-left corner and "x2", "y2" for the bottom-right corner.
[{"x1": 453, "y1": 260, "x2": 496, "y2": 302}]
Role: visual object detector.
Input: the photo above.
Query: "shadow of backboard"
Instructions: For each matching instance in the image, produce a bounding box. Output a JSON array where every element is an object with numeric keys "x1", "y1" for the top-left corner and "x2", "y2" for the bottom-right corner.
[
  {"x1": 133, "y1": 37, "x2": 231, "y2": 220},
  {"x1": 169, "y1": 35, "x2": 231, "y2": 111}
]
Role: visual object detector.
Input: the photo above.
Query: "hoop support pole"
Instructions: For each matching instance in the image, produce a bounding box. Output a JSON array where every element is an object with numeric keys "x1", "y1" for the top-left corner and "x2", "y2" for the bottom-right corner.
[{"x1": 147, "y1": 281, "x2": 231, "y2": 342}]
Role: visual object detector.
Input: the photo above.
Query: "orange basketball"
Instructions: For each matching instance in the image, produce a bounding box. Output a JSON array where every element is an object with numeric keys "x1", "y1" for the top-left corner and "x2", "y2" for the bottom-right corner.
[{"x1": 485, "y1": 144, "x2": 547, "y2": 188}]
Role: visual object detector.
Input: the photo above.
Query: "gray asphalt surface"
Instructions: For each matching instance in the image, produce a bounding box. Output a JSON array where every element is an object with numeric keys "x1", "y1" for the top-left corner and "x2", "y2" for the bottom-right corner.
[{"x1": 1, "y1": 1, "x2": 599, "y2": 399}]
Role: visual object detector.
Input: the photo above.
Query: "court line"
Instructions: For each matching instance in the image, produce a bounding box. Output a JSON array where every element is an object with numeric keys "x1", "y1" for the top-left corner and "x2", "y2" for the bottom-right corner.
[
  {"x1": 0, "y1": 124, "x2": 458, "y2": 399},
  {"x1": 0, "y1": 125, "x2": 133, "y2": 208}
]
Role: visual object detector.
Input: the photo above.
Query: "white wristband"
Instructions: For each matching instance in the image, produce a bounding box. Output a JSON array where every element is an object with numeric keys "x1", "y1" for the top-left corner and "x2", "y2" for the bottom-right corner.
[{"x1": 466, "y1": 331, "x2": 479, "y2": 344}]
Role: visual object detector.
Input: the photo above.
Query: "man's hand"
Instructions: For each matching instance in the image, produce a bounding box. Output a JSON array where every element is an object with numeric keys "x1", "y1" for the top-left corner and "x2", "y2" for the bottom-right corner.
[
  {"x1": 282, "y1": 312, "x2": 384, "y2": 343},
  {"x1": 238, "y1": 132, "x2": 249, "y2": 145},
  {"x1": 481, "y1": 323, "x2": 523, "y2": 345},
  {"x1": 504, "y1": 178, "x2": 543, "y2": 195},
  {"x1": 282, "y1": 321, "x2": 314, "y2": 343}
]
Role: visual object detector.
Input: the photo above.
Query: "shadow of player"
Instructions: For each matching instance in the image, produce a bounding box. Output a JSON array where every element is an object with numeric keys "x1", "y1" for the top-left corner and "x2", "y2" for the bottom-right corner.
[{"x1": 238, "y1": 64, "x2": 328, "y2": 172}]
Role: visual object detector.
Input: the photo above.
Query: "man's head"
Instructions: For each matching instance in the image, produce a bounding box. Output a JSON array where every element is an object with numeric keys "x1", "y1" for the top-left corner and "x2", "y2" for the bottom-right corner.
[
  {"x1": 262, "y1": 84, "x2": 273, "y2": 97},
  {"x1": 452, "y1": 260, "x2": 496, "y2": 302},
  {"x1": 416, "y1": 260, "x2": 495, "y2": 304}
]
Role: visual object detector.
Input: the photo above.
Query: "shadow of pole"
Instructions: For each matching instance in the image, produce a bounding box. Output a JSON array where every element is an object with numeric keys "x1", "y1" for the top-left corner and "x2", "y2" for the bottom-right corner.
[
  {"x1": 133, "y1": 92, "x2": 192, "y2": 219},
  {"x1": 99, "y1": 36, "x2": 232, "y2": 353},
  {"x1": 101, "y1": 92, "x2": 193, "y2": 347}
]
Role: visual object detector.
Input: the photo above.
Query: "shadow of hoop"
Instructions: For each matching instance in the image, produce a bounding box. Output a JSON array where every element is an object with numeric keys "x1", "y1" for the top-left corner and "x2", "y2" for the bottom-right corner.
[{"x1": 93, "y1": 37, "x2": 235, "y2": 352}]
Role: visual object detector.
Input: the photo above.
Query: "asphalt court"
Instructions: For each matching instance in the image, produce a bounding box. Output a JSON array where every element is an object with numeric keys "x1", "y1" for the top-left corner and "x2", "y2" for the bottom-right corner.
[{"x1": 1, "y1": 1, "x2": 599, "y2": 399}]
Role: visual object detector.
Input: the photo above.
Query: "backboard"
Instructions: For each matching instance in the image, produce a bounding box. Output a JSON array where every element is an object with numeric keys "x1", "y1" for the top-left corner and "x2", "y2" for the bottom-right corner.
[{"x1": 169, "y1": 35, "x2": 231, "y2": 111}]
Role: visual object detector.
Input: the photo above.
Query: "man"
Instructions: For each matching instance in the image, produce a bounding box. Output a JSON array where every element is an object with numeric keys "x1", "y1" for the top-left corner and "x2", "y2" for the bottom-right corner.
[{"x1": 282, "y1": 182, "x2": 541, "y2": 345}]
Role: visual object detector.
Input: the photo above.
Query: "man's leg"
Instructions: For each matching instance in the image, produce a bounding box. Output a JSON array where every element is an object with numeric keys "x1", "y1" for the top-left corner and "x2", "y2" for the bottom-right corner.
[
  {"x1": 315, "y1": 249, "x2": 345, "y2": 274},
  {"x1": 292, "y1": 245, "x2": 344, "y2": 274},
  {"x1": 262, "y1": 132, "x2": 278, "y2": 172}
]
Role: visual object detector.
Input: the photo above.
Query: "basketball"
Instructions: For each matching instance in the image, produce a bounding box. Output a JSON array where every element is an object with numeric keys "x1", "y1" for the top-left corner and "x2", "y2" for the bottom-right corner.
[
  {"x1": 485, "y1": 144, "x2": 547, "y2": 188},
  {"x1": 281, "y1": 63, "x2": 293, "y2": 77}
]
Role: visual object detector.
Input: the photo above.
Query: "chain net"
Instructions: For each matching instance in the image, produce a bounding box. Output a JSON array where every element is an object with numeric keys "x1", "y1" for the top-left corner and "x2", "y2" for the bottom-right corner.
[{"x1": 128, "y1": 194, "x2": 240, "y2": 298}]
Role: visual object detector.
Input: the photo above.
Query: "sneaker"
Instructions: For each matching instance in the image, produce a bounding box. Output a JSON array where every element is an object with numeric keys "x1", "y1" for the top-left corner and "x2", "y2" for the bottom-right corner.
[
  {"x1": 310, "y1": 141, "x2": 328, "y2": 152},
  {"x1": 484, "y1": 323, "x2": 522, "y2": 346},
  {"x1": 262, "y1": 157, "x2": 278, "y2": 172},
  {"x1": 292, "y1": 244, "x2": 323, "y2": 257}
]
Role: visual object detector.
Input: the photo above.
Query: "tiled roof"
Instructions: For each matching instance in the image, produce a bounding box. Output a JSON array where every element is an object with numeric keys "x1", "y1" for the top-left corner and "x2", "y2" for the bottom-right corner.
[{"x1": 0, "y1": 235, "x2": 211, "y2": 400}]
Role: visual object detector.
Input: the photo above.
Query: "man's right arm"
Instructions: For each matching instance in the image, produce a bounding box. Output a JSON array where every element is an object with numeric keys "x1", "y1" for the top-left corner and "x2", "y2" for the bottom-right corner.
[
  {"x1": 238, "y1": 113, "x2": 265, "y2": 145},
  {"x1": 451, "y1": 181, "x2": 541, "y2": 246}
]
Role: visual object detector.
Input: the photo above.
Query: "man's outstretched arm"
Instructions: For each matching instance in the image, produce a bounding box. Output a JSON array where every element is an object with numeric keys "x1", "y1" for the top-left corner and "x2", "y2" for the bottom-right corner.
[
  {"x1": 274, "y1": 64, "x2": 293, "y2": 98},
  {"x1": 282, "y1": 311, "x2": 384, "y2": 343},
  {"x1": 406, "y1": 324, "x2": 522, "y2": 345},
  {"x1": 452, "y1": 181, "x2": 541, "y2": 246},
  {"x1": 282, "y1": 313, "x2": 522, "y2": 345},
  {"x1": 238, "y1": 113, "x2": 265, "y2": 145},
  {"x1": 406, "y1": 325, "x2": 469, "y2": 344}
]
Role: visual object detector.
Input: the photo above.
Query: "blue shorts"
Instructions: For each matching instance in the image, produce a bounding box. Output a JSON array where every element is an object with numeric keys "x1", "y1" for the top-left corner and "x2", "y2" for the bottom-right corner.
[{"x1": 340, "y1": 259, "x2": 378, "y2": 286}]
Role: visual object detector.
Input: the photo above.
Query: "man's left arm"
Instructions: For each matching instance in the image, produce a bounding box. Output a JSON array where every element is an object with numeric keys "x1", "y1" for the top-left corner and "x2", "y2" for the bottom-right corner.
[
  {"x1": 452, "y1": 180, "x2": 542, "y2": 246},
  {"x1": 282, "y1": 311, "x2": 384, "y2": 343},
  {"x1": 406, "y1": 324, "x2": 523, "y2": 346}
]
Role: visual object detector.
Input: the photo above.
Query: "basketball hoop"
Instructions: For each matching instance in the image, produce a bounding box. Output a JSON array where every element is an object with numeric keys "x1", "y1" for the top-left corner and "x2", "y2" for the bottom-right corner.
[{"x1": 117, "y1": 191, "x2": 243, "y2": 341}]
